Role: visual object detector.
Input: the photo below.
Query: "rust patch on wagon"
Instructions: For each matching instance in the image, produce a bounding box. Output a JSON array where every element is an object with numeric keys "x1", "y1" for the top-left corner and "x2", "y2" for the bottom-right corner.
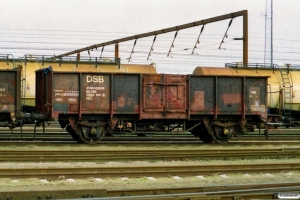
[
  {"x1": 134, "y1": 105, "x2": 139, "y2": 112},
  {"x1": 190, "y1": 91, "x2": 204, "y2": 111},
  {"x1": 11, "y1": 79, "x2": 16, "y2": 87},
  {"x1": 117, "y1": 96, "x2": 125, "y2": 107},
  {"x1": 112, "y1": 101, "x2": 117, "y2": 110},
  {"x1": 222, "y1": 93, "x2": 241, "y2": 104}
]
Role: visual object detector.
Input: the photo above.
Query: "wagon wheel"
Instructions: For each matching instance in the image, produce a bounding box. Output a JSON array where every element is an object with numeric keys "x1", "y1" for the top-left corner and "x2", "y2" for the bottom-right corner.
[
  {"x1": 264, "y1": 129, "x2": 269, "y2": 140},
  {"x1": 78, "y1": 125, "x2": 104, "y2": 144},
  {"x1": 191, "y1": 127, "x2": 213, "y2": 143},
  {"x1": 66, "y1": 125, "x2": 82, "y2": 143},
  {"x1": 199, "y1": 131, "x2": 213, "y2": 143},
  {"x1": 70, "y1": 131, "x2": 82, "y2": 143},
  {"x1": 211, "y1": 126, "x2": 233, "y2": 144}
]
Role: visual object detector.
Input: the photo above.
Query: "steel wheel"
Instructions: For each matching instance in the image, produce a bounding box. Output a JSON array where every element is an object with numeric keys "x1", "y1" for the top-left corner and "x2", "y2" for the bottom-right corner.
[
  {"x1": 211, "y1": 125, "x2": 233, "y2": 144},
  {"x1": 199, "y1": 132, "x2": 213, "y2": 143},
  {"x1": 78, "y1": 125, "x2": 104, "y2": 144},
  {"x1": 66, "y1": 125, "x2": 82, "y2": 143},
  {"x1": 264, "y1": 129, "x2": 269, "y2": 140},
  {"x1": 191, "y1": 127, "x2": 213, "y2": 143}
]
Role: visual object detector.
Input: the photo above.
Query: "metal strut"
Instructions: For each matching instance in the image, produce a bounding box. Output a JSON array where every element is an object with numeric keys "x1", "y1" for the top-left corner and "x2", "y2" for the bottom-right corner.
[
  {"x1": 167, "y1": 30, "x2": 178, "y2": 57},
  {"x1": 191, "y1": 25, "x2": 205, "y2": 54},
  {"x1": 128, "y1": 39, "x2": 137, "y2": 63},
  {"x1": 147, "y1": 35, "x2": 157, "y2": 61},
  {"x1": 218, "y1": 18, "x2": 234, "y2": 50}
]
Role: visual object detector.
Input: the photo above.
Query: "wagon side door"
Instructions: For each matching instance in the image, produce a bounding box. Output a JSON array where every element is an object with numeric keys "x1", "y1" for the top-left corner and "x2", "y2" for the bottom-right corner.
[{"x1": 142, "y1": 74, "x2": 187, "y2": 118}]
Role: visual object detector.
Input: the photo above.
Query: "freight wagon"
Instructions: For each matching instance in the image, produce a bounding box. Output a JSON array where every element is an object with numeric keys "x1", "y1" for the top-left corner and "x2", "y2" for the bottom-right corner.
[
  {"x1": 33, "y1": 68, "x2": 269, "y2": 144},
  {"x1": 194, "y1": 63, "x2": 300, "y2": 128},
  {"x1": 0, "y1": 68, "x2": 22, "y2": 129}
]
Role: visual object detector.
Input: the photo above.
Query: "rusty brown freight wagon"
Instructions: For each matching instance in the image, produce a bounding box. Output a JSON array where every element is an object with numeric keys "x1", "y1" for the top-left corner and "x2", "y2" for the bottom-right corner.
[
  {"x1": 0, "y1": 68, "x2": 22, "y2": 128},
  {"x1": 35, "y1": 69, "x2": 269, "y2": 144}
]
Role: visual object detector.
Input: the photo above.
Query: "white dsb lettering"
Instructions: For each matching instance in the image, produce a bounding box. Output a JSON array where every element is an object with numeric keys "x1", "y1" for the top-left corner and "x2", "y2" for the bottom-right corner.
[{"x1": 87, "y1": 75, "x2": 104, "y2": 83}]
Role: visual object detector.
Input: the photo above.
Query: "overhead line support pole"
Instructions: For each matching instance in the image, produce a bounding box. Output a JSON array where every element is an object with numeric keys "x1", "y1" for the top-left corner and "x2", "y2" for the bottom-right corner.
[
  {"x1": 243, "y1": 10, "x2": 248, "y2": 66},
  {"x1": 115, "y1": 43, "x2": 119, "y2": 59}
]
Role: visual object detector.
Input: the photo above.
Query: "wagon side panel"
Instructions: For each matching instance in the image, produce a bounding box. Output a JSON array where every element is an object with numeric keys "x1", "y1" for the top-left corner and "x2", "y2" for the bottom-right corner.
[
  {"x1": 0, "y1": 69, "x2": 20, "y2": 122},
  {"x1": 245, "y1": 77, "x2": 268, "y2": 121},
  {"x1": 189, "y1": 76, "x2": 214, "y2": 115},
  {"x1": 35, "y1": 70, "x2": 53, "y2": 115},
  {"x1": 113, "y1": 74, "x2": 140, "y2": 114},
  {"x1": 51, "y1": 72, "x2": 79, "y2": 120},
  {"x1": 141, "y1": 74, "x2": 187, "y2": 119},
  {"x1": 81, "y1": 74, "x2": 111, "y2": 113},
  {"x1": 216, "y1": 77, "x2": 243, "y2": 115}
]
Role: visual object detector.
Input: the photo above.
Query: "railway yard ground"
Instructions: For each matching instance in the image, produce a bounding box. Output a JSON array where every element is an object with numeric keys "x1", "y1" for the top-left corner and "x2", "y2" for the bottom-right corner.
[
  {"x1": 0, "y1": 125, "x2": 300, "y2": 199},
  {"x1": 0, "y1": 139, "x2": 300, "y2": 199}
]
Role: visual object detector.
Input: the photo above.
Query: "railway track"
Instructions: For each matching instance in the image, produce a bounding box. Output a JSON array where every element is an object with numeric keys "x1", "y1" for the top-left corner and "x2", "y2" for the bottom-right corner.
[
  {"x1": 1, "y1": 124, "x2": 300, "y2": 148},
  {"x1": 1, "y1": 148, "x2": 300, "y2": 162},
  {"x1": 0, "y1": 162, "x2": 300, "y2": 179},
  {"x1": 1, "y1": 125, "x2": 300, "y2": 143},
  {"x1": 1, "y1": 182, "x2": 300, "y2": 199},
  {"x1": 1, "y1": 140, "x2": 300, "y2": 147},
  {"x1": 0, "y1": 132, "x2": 300, "y2": 145}
]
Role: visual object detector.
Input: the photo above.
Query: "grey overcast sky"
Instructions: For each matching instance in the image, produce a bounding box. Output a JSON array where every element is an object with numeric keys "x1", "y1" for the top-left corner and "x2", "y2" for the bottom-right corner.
[{"x1": 0, "y1": 0, "x2": 299, "y2": 73}]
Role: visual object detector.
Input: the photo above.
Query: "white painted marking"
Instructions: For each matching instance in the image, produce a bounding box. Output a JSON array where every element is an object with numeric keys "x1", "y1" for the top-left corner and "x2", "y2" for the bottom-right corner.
[
  {"x1": 12, "y1": 180, "x2": 19, "y2": 183},
  {"x1": 67, "y1": 179, "x2": 76, "y2": 182},
  {"x1": 147, "y1": 177, "x2": 157, "y2": 181},
  {"x1": 219, "y1": 174, "x2": 229, "y2": 178},
  {"x1": 286, "y1": 172, "x2": 293, "y2": 175},
  {"x1": 40, "y1": 179, "x2": 49, "y2": 183},
  {"x1": 172, "y1": 176, "x2": 182, "y2": 180},
  {"x1": 95, "y1": 178, "x2": 104, "y2": 182},
  {"x1": 196, "y1": 175, "x2": 206, "y2": 179},
  {"x1": 265, "y1": 173, "x2": 273, "y2": 176}
]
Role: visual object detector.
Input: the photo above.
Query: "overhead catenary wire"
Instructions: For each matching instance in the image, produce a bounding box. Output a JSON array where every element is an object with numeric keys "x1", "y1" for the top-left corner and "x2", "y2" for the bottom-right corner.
[{"x1": 0, "y1": 28, "x2": 299, "y2": 67}]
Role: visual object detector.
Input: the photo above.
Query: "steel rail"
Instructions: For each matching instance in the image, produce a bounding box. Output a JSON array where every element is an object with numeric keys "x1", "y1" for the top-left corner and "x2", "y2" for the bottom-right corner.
[
  {"x1": 0, "y1": 148, "x2": 300, "y2": 162},
  {"x1": 0, "y1": 133, "x2": 299, "y2": 144},
  {"x1": 1, "y1": 140, "x2": 300, "y2": 146},
  {"x1": 0, "y1": 148, "x2": 298, "y2": 154},
  {"x1": 107, "y1": 182, "x2": 300, "y2": 197},
  {"x1": 1, "y1": 182, "x2": 299, "y2": 199},
  {"x1": 0, "y1": 162, "x2": 299, "y2": 178},
  {"x1": 104, "y1": 187, "x2": 300, "y2": 200}
]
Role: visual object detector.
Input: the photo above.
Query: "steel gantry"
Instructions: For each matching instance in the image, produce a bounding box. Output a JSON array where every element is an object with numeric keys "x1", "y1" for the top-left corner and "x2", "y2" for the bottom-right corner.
[{"x1": 55, "y1": 10, "x2": 248, "y2": 64}]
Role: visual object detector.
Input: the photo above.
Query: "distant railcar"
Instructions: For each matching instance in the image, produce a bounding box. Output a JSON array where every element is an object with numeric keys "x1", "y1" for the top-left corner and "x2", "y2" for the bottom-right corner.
[
  {"x1": 34, "y1": 69, "x2": 269, "y2": 144},
  {"x1": 0, "y1": 68, "x2": 21, "y2": 128}
]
